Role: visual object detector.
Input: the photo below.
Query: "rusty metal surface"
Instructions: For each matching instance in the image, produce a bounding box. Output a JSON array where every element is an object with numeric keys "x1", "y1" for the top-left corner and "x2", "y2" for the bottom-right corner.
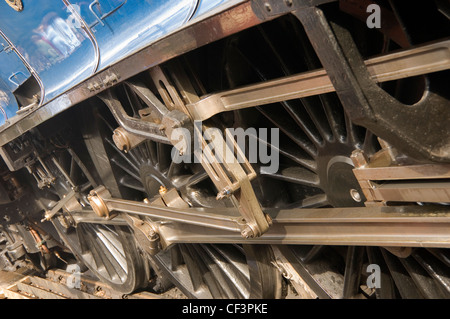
[{"x1": 1, "y1": 268, "x2": 180, "y2": 299}]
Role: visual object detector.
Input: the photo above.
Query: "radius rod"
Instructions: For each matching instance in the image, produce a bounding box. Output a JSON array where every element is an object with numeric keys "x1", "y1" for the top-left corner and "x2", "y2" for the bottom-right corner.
[{"x1": 87, "y1": 186, "x2": 450, "y2": 248}]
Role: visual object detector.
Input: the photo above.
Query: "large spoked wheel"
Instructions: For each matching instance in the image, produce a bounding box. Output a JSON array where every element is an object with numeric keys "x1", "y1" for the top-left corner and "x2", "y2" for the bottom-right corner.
[
  {"x1": 47, "y1": 134, "x2": 150, "y2": 294},
  {"x1": 81, "y1": 98, "x2": 282, "y2": 299},
  {"x1": 52, "y1": 220, "x2": 149, "y2": 294},
  {"x1": 77, "y1": 1, "x2": 449, "y2": 298},
  {"x1": 210, "y1": 7, "x2": 450, "y2": 299},
  {"x1": 76, "y1": 223, "x2": 148, "y2": 293},
  {"x1": 155, "y1": 243, "x2": 281, "y2": 298}
]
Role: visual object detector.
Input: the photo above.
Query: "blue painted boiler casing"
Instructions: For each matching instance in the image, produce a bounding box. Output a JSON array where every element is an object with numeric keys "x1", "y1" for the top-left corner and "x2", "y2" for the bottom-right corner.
[{"x1": 0, "y1": 0, "x2": 241, "y2": 126}]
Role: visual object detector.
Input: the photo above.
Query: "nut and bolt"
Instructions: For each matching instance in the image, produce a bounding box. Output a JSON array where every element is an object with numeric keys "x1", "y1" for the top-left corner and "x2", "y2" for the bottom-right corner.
[
  {"x1": 284, "y1": 0, "x2": 293, "y2": 7},
  {"x1": 265, "y1": 213, "x2": 273, "y2": 226},
  {"x1": 240, "y1": 214, "x2": 272, "y2": 239},
  {"x1": 88, "y1": 191, "x2": 109, "y2": 219},
  {"x1": 112, "y1": 128, "x2": 131, "y2": 153},
  {"x1": 216, "y1": 187, "x2": 232, "y2": 200},
  {"x1": 351, "y1": 149, "x2": 369, "y2": 168},
  {"x1": 159, "y1": 186, "x2": 168, "y2": 196},
  {"x1": 350, "y1": 189, "x2": 362, "y2": 203},
  {"x1": 241, "y1": 226, "x2": 254, "y2": 239}
]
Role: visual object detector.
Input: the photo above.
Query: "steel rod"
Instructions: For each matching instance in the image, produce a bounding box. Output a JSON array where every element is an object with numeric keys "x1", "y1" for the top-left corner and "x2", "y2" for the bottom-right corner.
[
  {"x1": 99, "y1": 194, "x2": 450, "y2": 248},
  {"x1": 187, "y1": 39, "x2": 450, "y2": 121}
]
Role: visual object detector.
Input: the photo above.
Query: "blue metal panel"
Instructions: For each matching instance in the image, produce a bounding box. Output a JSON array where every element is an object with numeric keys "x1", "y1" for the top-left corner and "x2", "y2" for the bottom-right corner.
[
  {"x1": 0, "y1": 1, "x2": 98, "y2": 103},
  {"x1": 0, "y1": 0, "x2": 244, "y2": 117},
  {"x1": 0, "y1": 78, "x2": 19, "y2": 126},
  {"x1": 68, "y1": 0, "x2": 199, "y2": 71},
  {"x1": 0, "y1": 33, "x2": 31, "y2": 92}
]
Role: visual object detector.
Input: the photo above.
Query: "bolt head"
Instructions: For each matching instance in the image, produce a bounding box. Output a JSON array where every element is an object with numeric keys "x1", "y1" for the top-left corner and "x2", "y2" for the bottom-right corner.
[
  {"x1": 350, "y1": 189, "x2": 362, "y2": 202},
  {"x1": 112, "y1": 128, "x2": 131, "y2": 152},
  {"x1": 351, "y1": 149, "x2": 368, "y2": 168},
  {"x1": 159, "y1": 186, "x2": 168, "y2": 196},
  {"x1": 241, "y1": 226, "x2": 254, "y2": 239},
  {"x1": 88, "y1": 194, "x2": 109, "y2": 218},
  {"x1": 265, "y1": 213, "x2": 273, "y2": 226}
]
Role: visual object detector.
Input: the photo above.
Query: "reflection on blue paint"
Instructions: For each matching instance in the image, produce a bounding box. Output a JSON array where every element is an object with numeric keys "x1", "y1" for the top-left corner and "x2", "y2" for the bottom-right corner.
[
  {"x1": 0, "y1": 0, "x2": 241, "y2": 125},
  {"x1": 33, "y1": 15, "x2": 82, "y2": 63},
  {"x1": 0, "y1": 79, "x2": 19, "y2": 126}
]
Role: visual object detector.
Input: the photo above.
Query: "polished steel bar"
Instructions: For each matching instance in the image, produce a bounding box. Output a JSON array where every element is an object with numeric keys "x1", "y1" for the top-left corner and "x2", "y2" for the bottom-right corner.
[
  {"x1": 158, "y1": 207, "x2": 450, "y2": 248},
  {"x1": 187, "y1": 39, "x2": 450, "y2": 121},
  {"x1": 105, "y1": 197, "x2": 245, "y2": 232},
  {"x1": 97, "y1": 193, "x2": 450, "y2": 248}
]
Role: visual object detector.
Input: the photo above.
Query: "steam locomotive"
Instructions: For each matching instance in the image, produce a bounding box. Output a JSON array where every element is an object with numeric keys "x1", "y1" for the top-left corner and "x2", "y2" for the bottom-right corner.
[{"x1": 0, "y1": 0, "x2": 449, "y2": 299}]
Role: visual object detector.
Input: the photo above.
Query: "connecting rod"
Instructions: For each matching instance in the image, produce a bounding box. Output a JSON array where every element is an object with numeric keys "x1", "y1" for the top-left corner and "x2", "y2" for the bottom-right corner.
[{"x1": 87, "y1": 186, "x2": 450, "y2": 248}]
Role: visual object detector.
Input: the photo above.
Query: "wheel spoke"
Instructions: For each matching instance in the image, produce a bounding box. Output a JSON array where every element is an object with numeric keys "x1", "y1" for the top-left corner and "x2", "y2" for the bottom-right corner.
[
  {"x1": 282, "y1": 100, "x2": 324, "y2": 147},
  {"x1": 96, "y1": 227, "x2": 127, "y2": 274},
  {"x1": 400, "y1": 254, "x2": 448, "y2": 299},
  {"x1": 262, "y1": 166, "x2": 320, "y2": 188},
  {"x1": 201, "y1": 244, "x2": 250, "y2": 298},
  {"x1": 300, "y1": 194, "x2": 329, "y2": 208},
  {"x1": 381, "y1": 248, "x2": 424, "y2": 299},
  {"x1": 110, "y1": 156, "x2": 141, "y2": 182},
  {"x1": 412, "y1": 250, "x2": 450, "y2": 297},
  {"x1": 248, "y1": 133, "x2": 317, "y2": 172},
  {"x1": 343, "y1": 246, "x2": 365, "y2": 299},
  {"x1": 258, "y1": 106, "x2": 318, "y2": 158},
  {"x1": 119, "y1": 175, "x2": 146, "y2": 192},
  {"x1": 366, "y1": 247, "x2": 397, "y2": 299},
  {"x1": 319, "y1": 93, "x2": 347, "y2": 142}
]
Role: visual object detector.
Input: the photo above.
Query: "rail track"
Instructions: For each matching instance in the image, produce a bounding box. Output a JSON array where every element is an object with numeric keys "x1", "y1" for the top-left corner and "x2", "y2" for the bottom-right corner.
[{"x1": 0, "y1": 268, "x2": 186, "y2": 299}]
